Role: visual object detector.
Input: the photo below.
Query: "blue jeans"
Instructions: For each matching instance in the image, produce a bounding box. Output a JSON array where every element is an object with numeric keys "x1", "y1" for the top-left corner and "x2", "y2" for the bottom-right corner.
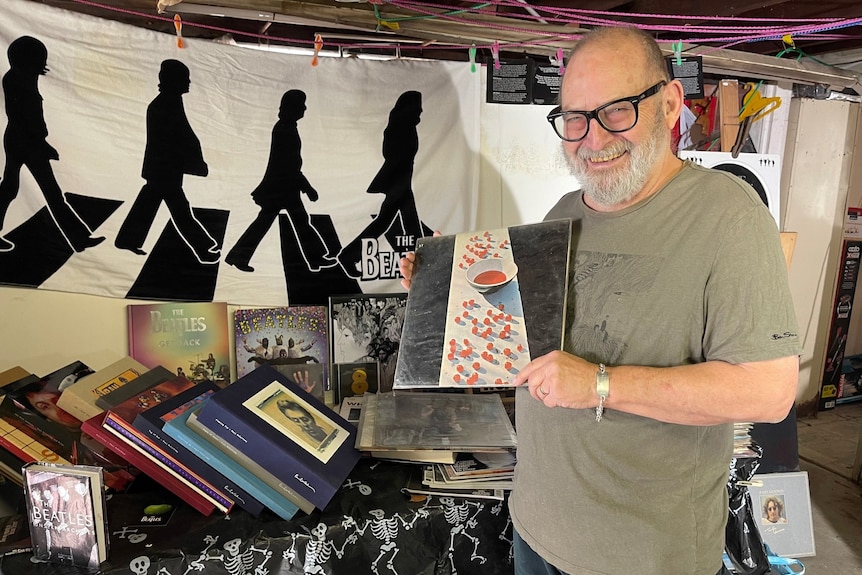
[
  {"x1": 514, "y1": 529, "x2": 568, "y2": 575},
  {"x1": 513, "y1": 529, "x2": 731, "y2": 575}
]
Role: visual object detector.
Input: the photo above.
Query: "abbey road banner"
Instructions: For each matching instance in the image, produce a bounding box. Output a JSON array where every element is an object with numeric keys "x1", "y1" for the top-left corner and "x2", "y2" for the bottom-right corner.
[{"x1": 0, "y1": 0, "x2": 479, "y2": 306}]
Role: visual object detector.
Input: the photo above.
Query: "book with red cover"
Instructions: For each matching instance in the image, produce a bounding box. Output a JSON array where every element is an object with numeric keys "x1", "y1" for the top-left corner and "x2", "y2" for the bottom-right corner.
[
  {"x1": 81, "y1": 411, "x2": 217, "y2": 517},
  {"x1": 100, "y1": 376, "x2": 233, "y2": 514}
]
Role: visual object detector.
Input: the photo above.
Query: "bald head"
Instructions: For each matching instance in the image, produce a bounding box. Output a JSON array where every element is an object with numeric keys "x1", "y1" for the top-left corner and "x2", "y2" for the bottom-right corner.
[{"x1": 567, "y1": 27, "x2": 669, "y2": 86}]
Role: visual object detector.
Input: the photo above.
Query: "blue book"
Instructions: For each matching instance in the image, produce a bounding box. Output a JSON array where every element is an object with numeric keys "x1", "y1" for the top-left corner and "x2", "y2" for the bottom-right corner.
[
  {"x1": 195, "y1": 364, "x2": 361, "y2": 510},
  {"x1": 131, "y1": 381, "x2": 266, "y2": 517},
  {"x1": 163, "y1": 405, "x2": 300, "y2": 521}
]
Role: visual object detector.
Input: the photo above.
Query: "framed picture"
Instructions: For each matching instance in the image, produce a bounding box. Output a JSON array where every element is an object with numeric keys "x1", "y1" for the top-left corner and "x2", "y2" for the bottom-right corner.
[
  {"x1": 243, "y1": 381, "x2": 349, "y2": 464},
  {"x1": 335, "y1": 362, "x2": 380, "y2": 404},
  {"x1": 748, "y1": 471, "x2": 815, "y2": 557},
  {"x1": 329, "y1": 293, "x2": 407, "y2": 393}
]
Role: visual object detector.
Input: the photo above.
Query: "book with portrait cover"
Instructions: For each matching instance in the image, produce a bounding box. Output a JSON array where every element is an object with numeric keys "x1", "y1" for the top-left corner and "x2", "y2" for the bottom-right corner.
[
  {"x1": 0, "y1": 362, "x2": 136, "y2": 493},
  {"x1": 393, "y1": 219, "x2": 571, "y2": 389},
  {"x1": 127, "y1": 301, "x2": 231, "y2": 385},
  {"x1": 233, "y1": 305, "x2": 329, "y2": 399},
  {"x1": 23, "y1": 462, "x2": 109, "y2": 569},
  {"x1": 132, "y1": 380, "x2": 266, "y2": 516},
  {"x1": 57, "y1": 357, "x2": 149, "y2": 422},
  {"x1": 194, "y1": 364, "x2": 361, "y2": 510}
]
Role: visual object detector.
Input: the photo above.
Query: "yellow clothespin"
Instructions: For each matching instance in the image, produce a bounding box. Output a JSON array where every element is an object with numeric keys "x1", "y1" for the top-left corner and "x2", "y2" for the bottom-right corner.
[
  {"x1": 782, "y1": 34, "x2": 795, "y2": 50},
  {"x1": 491, "y1": 41, "x2": 500, "y2": 70},
  {"x1": 312, "y1": 34, "x2": 323, "y2": 67},
  {"x1": 469, "y1": 44, "x2": 477, "y2": 73},
  {"x1": 173, "y1": 14, "x2": 184, "y2": 49}
]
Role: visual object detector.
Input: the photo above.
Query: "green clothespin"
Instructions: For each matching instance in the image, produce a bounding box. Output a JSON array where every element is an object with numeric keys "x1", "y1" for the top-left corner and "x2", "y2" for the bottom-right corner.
[{"x1": 673, "y1": 42, "x2": 682, "y2": 66}]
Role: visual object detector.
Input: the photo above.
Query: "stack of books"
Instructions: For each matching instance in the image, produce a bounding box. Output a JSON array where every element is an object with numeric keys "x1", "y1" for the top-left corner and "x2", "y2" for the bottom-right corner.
[
  {"x1": 77, "y1": 361, "x2": 363, "y2": 518},
  {"x1": 403, "y1": 450, "x2": 516, "y2": 501},
  {"x1": 352, "y1": 391, "x2": 517, "y2": 500}
]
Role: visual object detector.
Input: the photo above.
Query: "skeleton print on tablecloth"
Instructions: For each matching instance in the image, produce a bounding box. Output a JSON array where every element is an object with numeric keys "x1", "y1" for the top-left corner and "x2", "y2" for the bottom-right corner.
[
  {"x1": 342, "y1": 506, "x2": 430, "y2": 575},
  {"x1": 437, "y1": 496, "x2": 488, "y2": 573},
  {"x1": 298, "y1": 521, "x2": 355, "y2": 574}
]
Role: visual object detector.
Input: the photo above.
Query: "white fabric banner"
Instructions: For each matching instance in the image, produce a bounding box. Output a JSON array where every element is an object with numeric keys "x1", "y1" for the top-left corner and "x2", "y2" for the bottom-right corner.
[{"x1": 0, "y1": 0, "x2": 480, "y2": 306}]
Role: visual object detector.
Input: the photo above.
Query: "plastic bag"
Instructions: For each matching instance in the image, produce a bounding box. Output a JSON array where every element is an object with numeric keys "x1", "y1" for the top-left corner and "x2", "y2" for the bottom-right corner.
[{"x1": 724, "y1": 447, "x2": 770, "y2": 575}]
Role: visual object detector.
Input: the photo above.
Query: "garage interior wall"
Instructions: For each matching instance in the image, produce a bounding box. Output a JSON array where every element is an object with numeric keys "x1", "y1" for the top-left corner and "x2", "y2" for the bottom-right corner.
[{"x1": 0, "y1": 57, "x2": 858, "y2": 416}]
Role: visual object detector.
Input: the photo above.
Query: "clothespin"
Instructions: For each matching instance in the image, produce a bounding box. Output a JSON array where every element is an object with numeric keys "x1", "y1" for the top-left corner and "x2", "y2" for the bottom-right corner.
[
  {"x1": 312, "y1": 34, "x2": 323, "y2": 67},
  {"x1": 377, "y1": 19, "x2": 400, "y2": 31},
  {"x1": 554, "y1": 48, "x2": 565, "y2": 75},
  {"x1": 469, "y1": 44, "x2": 477, "y2": 73},
  {"x1": 672, "y1": 41, "x2": 682, "y2": 66},
  {"x1": 782, "y1": 34, "x2": 795, "y2": 50},
  {"x1": 173, "y1": 14, "x2": 184, "y2": 49},
  {"x1": 491, "y1": 41, "x2": 500, "y2": 70}
]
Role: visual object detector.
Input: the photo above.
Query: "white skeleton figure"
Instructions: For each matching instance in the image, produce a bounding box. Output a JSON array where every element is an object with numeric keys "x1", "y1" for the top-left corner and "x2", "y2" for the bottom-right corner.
[
  {"x1": 183, "y1": 534, "x2": 221, "y2": 575},
  {"x1": 301, "y1": 521, "x2": 354, "y2": 574},
  {"x1": 220, "y1": 537, "x2": 274, "y2": 575},
  {"x1": 346, "y1": 507, "x2": 428, "y2": 575},
  {"x1": 223, "y1": 537, "x2": 249, "y2": 575},
  {"x1": 438, "y1": 496, "x2": 487, "y2": 573},
  {"x1": 129, "y1": 555, "x2": 151, "y2": 575},
  {"x1": 281, "y1": 533, "x2": 299, "y2": 565}
]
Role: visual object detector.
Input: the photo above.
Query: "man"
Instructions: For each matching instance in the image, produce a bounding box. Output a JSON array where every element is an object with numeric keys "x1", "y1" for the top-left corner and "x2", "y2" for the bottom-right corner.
[
  {"x1": 763, "y1": 495, "x2": 787, "y2": 524},
  {"x1": 114, "y1": 59, "x2": 219, "y2": 264},
  {"x1": 225, "y1": 90, "x2": 335, "y2": 273},
  {"x1": 401, "y1": 26, "x2": 800, "y2": 575},
  {"x1": 277, "y1": 399, "x2": 328, "y2": 443},
  {"x1": 0, "y1": 36, "x2": 105, "y2": 253}
]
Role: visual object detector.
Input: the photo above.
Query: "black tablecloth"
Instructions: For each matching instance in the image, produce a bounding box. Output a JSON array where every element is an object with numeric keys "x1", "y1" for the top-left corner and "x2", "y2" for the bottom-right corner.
[{"x1": 1, "y1": 458, "x2": 514, "y2": 575}]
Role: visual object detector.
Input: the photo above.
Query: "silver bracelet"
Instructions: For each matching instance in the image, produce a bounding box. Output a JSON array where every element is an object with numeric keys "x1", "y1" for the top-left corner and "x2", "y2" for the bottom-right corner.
[{"x1": 595, "y1": 363, "x2": 609, "y2": 422}]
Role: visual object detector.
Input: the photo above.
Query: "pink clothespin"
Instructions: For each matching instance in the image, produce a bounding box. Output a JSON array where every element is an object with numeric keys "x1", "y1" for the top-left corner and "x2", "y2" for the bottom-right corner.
[
  {"x1": 553, "y1": 48, "x2": 565, "y2": 75},
  {"x1": 312, "y1": 34, "x2": 323, "y2": 67},
  {"x1": 491, "y1": 41, "x2": 500, "y2": 70},
  {"x1": 174, "y1": 14, "x2": 184, "y2": 49}
]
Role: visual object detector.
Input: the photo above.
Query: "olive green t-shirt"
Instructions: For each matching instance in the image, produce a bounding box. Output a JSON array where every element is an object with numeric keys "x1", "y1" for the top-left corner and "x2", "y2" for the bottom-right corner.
[{"x1": 509, "y1": 162, "x2": 801, "y2": 575}]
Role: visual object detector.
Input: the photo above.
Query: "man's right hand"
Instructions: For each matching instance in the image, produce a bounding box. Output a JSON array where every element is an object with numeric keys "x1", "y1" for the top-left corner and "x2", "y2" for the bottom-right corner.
[
  {"x1": 399, "y1": 252, "x2": 416, "y2": 291},
  {"x1": 399, "y1": 231, "x2": 442, "y2": 290}
]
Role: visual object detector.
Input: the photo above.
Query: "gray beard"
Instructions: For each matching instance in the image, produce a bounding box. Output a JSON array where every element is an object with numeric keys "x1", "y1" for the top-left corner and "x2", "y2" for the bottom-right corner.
[{"x1": 566, "y1": 117, "x2": 668, "y2": 208}]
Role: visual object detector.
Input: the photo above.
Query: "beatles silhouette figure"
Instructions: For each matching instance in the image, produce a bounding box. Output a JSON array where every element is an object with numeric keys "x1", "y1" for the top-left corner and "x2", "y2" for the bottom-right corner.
[
  {"x1": 225, "y1": 89, "x2": 335, "y2": 273},
  {"x1": 0, "y1": 36, "x2": 105, "y2": 253},
  {"x1": 114, "y1": 59, "x2": 219, "y2": 264},
  {"x1": 337, "y1": 91, "x2": 425, "y2": 278}
]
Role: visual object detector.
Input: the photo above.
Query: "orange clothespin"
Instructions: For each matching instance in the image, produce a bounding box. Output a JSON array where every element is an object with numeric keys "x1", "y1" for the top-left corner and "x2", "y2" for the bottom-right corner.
[
  {"x1": 312, "y1": 34, "x2": 323, "y2": 67},
  {"x1": 174, "y1": 14, "x2": 184, "y2": 49},
  {"x1": 491, "y1": 41, "x2": 500, "y2": 70}
]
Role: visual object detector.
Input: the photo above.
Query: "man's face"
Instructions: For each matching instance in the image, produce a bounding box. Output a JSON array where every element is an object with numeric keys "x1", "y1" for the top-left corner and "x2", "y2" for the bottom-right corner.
[
  {"x1": 559, "y1": 44, "x2": 669, "y2": 208},
  {"x1": 766, "y1": 500, "x2": 781, "y2": 523},
  {"x1": 27, "y1": 390, "x2": 80, "y2": 430},
  {"x1": 285, "y1": 407, "x2": 317, "y2": 432}
]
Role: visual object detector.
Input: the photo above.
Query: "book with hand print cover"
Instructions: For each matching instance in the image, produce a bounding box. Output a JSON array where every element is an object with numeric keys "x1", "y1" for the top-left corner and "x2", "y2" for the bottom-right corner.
[{"x1": 393, "y1": 219, "x2": 572, "y2": 389}]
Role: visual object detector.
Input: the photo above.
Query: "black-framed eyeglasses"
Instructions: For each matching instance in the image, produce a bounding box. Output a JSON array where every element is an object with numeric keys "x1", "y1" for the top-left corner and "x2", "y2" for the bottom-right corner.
[{"x1": 546, "y1": 80, "x2": 667, "y2": 142}]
